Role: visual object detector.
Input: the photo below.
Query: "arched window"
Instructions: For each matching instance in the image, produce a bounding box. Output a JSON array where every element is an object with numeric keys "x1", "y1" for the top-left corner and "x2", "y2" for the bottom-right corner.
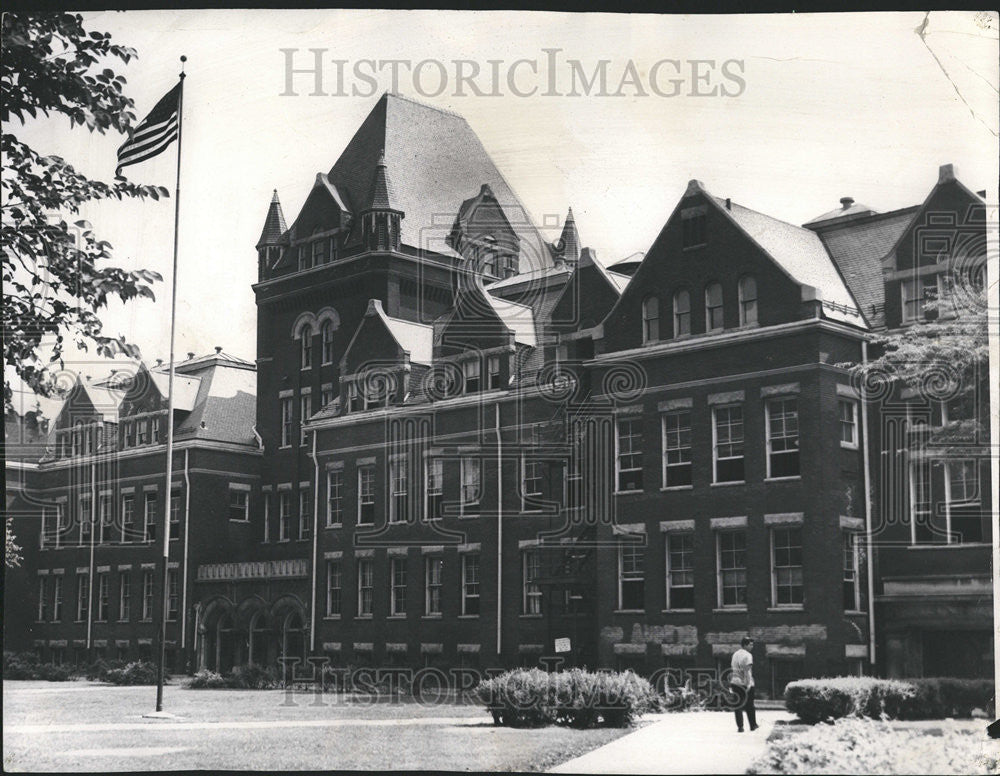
[
  {"x1": 301, "y1": 324, "x2": 312, "y2": 369},
  {"x1": 281, "y1": 611, "x2": 305, "y2": 664},
  {"x1": 673, "y1": 289, "x2": 691, "y2": 337},
  {"x1": 641, "y1": 296, "x2": 659, "y2": 344},
  {"x1": 248, "y1": 611, "x2": 269, "y2": 667},
  {"x1": 705, "y1": 283, "x2": 724, "y2": 332},
  {"x1": 321, "y1": 320, "x2": 335, "y2": 364},
  {"x1": 739, "y1": 276, "x2": 758, "y2": 326}
]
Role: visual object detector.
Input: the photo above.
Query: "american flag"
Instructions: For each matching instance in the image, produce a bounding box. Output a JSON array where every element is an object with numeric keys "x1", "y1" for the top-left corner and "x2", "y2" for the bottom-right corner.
[{"x1": 115, "y1": 82, "x2": 182, "y2": 176}]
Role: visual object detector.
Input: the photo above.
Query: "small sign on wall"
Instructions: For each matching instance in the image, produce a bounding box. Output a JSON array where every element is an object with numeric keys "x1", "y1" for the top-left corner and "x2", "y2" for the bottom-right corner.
[{"x1": 554, "y1": 637, "x2": 571, "y2": 653}]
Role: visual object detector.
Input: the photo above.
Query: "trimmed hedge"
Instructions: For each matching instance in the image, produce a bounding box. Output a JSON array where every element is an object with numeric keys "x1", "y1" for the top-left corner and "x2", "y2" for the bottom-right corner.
[
  {"x1": 4, "y1": 651, "x2": 71, "y2": 681},
  {"x1": 785, "y1": 676, "x2": 995, "y2": 723},
  {"x1": 103, "y1": 661, "x2": 159, "y2": 685},
  {"x1": 476, "y1": 668, "x2": 656, "y2": 728},
  {"x1": 186, "y1": 665, "x2": 280, "y2": 690}
]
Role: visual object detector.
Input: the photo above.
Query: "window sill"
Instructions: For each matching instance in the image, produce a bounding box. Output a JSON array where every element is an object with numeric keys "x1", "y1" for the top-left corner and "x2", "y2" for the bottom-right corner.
[
  {"x1": 765, "y1": 476, "x2": 801, "y2": 483},
  {"x1": 712, "y1": 607, "x2": 748, "y2": 613},
  {"x1": 228, "y1": 519, "x2": 250, "y2": 524},
  {"x1": 279, "y1": 445, "x2": 292, "y2": 450},
  {"x1": 907, "y1": 542, "x2": 990, "y2": 549},
  {"x1": 613, "y1": 609, "x2": 645, "y2": 614},
  {"x1": 354, "y1": 615, "x2": 373, "y2": 621},
  {"x1": 324, "y1": 615, "x2": 341, "y2": 620},
  {"x1": 519, "y1": 614, "x2": 544, "y2": 619},
  {"x1": 277, "y1": 539, "x2": 291, "y2": 544},
  {"x1": 660, "y1": 485, "x2": 693, "y2": 492},
  {"x1": 661, "y1": 608, "x2": 696, "y2": 614},
  {"x1": 387, "y1": 614, "x2": 407, "y2": 619},
  {"x1": 458, "y1": 614, "x2": 480, "y2": 619},
  {"x1": 325, "y1": 523, "x2": 343, "y2": 530},
  {"x1": 710, "y1": 481, "x2": 745, "y2": 488},
  {"x1": 613, "y1": 490, "x2": 645, "y2": 496},
  {"x1": 844, "y1": 610, "x2": 866, "y2": 616},
  {"x1": 840, "y1": 443, "x2": 859, "y2": 451},
  {"x1": 422, "y1": 614, "x2": 443, "y2": 619},
  {"x1": 767, "y1": 606, "x2": 804, "y2": 612},
  {"x1": 301, "y1": 366, "x2": 312, "y2": 371}
]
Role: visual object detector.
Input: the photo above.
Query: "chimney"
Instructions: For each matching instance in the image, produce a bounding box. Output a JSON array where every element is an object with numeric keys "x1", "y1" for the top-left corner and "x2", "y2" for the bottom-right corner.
[
  {"x1": 725, "y1": 198, "x2": 731, "y2": 210},
  {"x1": 155, "y1": 358, "x2": 163, "y2": 367},
  {"x1": 977, "y1": 189, "x2": 986, "y2": 198},
  {"x1": 187, "y1": 352, "x2": 195, "y2": 360},
  {"x1": 938, "y1": 163, "x2": 956, "y2": 184},
  {"x1": 840, "y1": 197, "x2": 854, "y2": 210},
  {"x1": 214, "y1": 346, "x2": 223, "y2": 354}
]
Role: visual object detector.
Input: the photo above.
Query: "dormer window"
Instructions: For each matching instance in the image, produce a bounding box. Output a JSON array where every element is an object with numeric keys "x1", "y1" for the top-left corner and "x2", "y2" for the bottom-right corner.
[
  {"x1": 151, "y1": 416, "x2": 160, "y2": 443},
  {"x1": 673, "y1": 289, "x2": 691, "y2": 337},
  {"x1": 705, "y1": 282, "x2": 724, "y2": 332},
  {"x1": 463, "y1": 359, "x2": 481, "y2": 393},
  {"x1": 641, "y1": 296, "x2": 659, "y2": 344},
  {"x1": 738, "y1": 276, "x2": 758, "y2": 326},
  {"x1": 348, "y1": 381, "x2": 362, "y2": 413},
  {"x1": 488, "y1": 355, "x2": 502, "y2": 390},
  {"x1": 901, "y1": 275, "x2": 940, "y2": 323},
  {"x1": 137, "y1": 419, "x2": 149, "y2": 445},
  {"x1": 297, "y1": 245, "x2": 312, "y2": 272},
  {"x1": 301, "y1": 325, "x2": 313, "y2": 369},
  {"x1": 312, "y1": 238, "x2": 327, "y2": 265}
]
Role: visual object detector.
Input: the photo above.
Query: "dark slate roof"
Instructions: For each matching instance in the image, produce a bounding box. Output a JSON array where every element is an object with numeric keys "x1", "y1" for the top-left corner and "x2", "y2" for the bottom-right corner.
[
  {"x1": 803, "y1": 198, "x2": 878, "y2": 226},
  {"x1": 555, "y1": 207, "x2": 580, "y2": 264},
  {"x1": 326, "y1": 93, "x2": 552, "y2": 270},
  {"x1": 256, "y1": 190, "x2": 288, "y2": 248},
  {"x1": 364, "y1": 151, "x2": 400, "y2": 212},
  {"x1": 172, "y1": 359, "x2": 257, "y2": 447},
  {"x1": 812, "y1": 207, "x2": 918, "y2": 329}
]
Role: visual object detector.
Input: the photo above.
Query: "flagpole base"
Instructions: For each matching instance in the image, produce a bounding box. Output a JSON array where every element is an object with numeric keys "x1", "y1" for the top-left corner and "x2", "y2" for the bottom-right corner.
[{"x1": 142, "y1": 711, "x2": 183, "y2": 720}]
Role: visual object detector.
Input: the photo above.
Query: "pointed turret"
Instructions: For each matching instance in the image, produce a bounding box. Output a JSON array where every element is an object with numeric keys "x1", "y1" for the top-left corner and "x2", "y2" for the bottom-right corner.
[
  {"x1": 256, "y1": 189, "x2": 288, "y2": 281},
  {"x1": 555, "y1": 207, "x2": 580, "y2": 266},
  {"x1": 360, "y1": 151, "x2": 404, "y2": 252}
]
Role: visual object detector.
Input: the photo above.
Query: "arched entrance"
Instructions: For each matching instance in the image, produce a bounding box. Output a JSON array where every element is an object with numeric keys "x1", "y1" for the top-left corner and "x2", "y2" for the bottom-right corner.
[
  {"x1": 281, "y1": 610, "x2": 306, "y2": 665},
  {"x1": 249, "y1": 610, "x2": 272, "y2": 667}
]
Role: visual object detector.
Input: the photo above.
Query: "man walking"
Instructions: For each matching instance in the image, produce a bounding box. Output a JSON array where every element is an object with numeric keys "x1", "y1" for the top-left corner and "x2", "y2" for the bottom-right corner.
[{"x1": 730, "y1": 636, "x2": 758, "y2": 732}]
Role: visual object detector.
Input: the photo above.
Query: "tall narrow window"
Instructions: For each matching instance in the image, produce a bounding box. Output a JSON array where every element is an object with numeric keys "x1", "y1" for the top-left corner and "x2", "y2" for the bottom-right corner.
[
  {"x1": 37, "y1": 577, "x2": 48, "y2": 621},
  {"x1": 843, "y1": 533, "x2": 862, "y2": 611},
  {"x1": 137, "y1": 418, "x2": 149, "y2": 445},
  {"x1": 298, "y1": 245, "x2": 311, "y2": 271},
  {"x1": 662, "y1": 410, "x2": 692, "y2": 487},
  {"x1": 738, "y1": 276, "x2": 758, "y2": 326},
  {"x1": 766, "y1": 397, "x2": 800, "y2": 478},
  {"x1": 96, "y1": 572, "x2": 109, "y2": 621},
  {"x1": 151, "y1": 416, "x2": 160, "y2": 443},
  {"x1": 321, "y1": 320, "x2": 335, "y2": 363},
  {"x1": 301, "y1": 325, "x2": 313, "y2": 369},
  {"x1": 278, "y1": 492, "x2": 291, "y2": 541},
  {"x1": 52, "y1": 576, "x2": 63, "y2": 621},
  {"x1": 357, "y1": 558, "x2": 373, "y2": 616},
  {"x1": 167, "y1": 570, "x2": 179, "y2": 621},
  {"x1": 280, "y1": 397, "x2": 293, "y2": 447},
  {"x1": 948, "y1": 459, "x2": 983, "y2": 545},
  {"x1": 79, "y1": 496, "x2": 92, "y2": 544},
  {"x1": 312, "y1": 237, "x2": 327, "y2": 265},
  {"x1": 666, "y1": 532, "x2": 695, "y2": 609},
  {"x1": 461, "y1": 457, "x2": 480, "y2": 512},
  {"x1": 143, "y1": 492, "x2": 157, "y2": 542},
  {"x1": 523, "y1": 551, "x2": 542, "y2": 614},
  {"x1": 717, "y1": 531, "x2": 747, "y2": 607},
  {"x1": 326, "y1": 470, "x2": 343, "y2": 526},
  {"x1": 463, "y1": 359, "x2": 481, "y2": 393},
  {"x1": 390, "y1": 458, "x2": 408, "y2": 523},
  {"x1": 76, "y1": 573, "x2": 89, "y2": 621},
  {"x1": 298, "y1": 489, "x2": 311, "y2": 540},
  {"x1": 228, "y1": 488, "x2": 249, "y2": 522},
  {"x1": 487, "y1": 355, "x2": 502, "y2": 390},
  {"x1": 425, "y1": 458, "x2": 443, "y2": 520},
  {"x1": 771, "y1": 527, "x2": 803, "y2": 606},
  {"x1": 99, "y1": 494, "x2": 113, "y2": 543},
  {"x1": 425, "y1": 556, "x2": 443, "y2": 615},
  {"x1": 142, "y1": 570, "x2": 155, "y2": 620},
  {"x1": 522, "y1": 458, "x2": 543, "y2": 506},
  {"x1": 673, "y1": 289, "x2": 691, "y2": 337},
  {"x1": 120, "y1": 495, "x2": 133, "y2": 543},
  {"x1": 390, "y1": 558, "x2": 407, "y2": 616},
  {"x1": 326, "y1": 560, "x2": 342, "y2": 616},
  {"x1": 615, "y1": 419, "x2": 643, "y2": 491},
  {"x1": 909, "y1": 462, "x2": 936, "y2": 544},
  {"x1": 461, "y1": 554, "x2": 481, "y2": 615},
  {"x1": 358, "y1": 466, "x2": 376, "y2": 524},
  {"x1": 642, "y1": 296, "x2": 659, "y2": 344},
  {"x1": 713, "y1": 405, "x2": 744, "y2": 483},
  {"x1": 300, "y1": 393, "x2": 312, "y2": 445},
  {"x1": 118, "y1": 571, "x2": 130, "y2": 621},
  {"x1": 839, "y1": 400, "x2": 858, "y2": 448},
  {"x1": 348, "y1": 381, "x2": 362, "y2": 413},
  {"x1": 705, "y1": 282, "x2": 724, "y2": 331},
  {"x1": 618, "y1": 543, "x2": 645, "y2": 610}
]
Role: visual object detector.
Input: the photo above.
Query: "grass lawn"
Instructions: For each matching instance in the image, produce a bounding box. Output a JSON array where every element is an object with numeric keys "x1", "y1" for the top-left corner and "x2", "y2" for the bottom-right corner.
[{"x1": 3, "y1": 679, "x2": 635, "y2": 771}]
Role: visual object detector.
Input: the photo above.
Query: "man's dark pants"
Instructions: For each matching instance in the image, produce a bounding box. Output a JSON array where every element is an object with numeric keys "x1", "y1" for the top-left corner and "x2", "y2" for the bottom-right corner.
[{"x1": 731, "y1": 683, "x2": 757, "y2": 730}]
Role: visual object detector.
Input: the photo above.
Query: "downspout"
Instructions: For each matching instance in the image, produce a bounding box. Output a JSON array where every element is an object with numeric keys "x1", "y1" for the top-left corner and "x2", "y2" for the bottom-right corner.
[
  {"x1": 495, "y1": 402, "x2": 502, "y2": 658},
  {"x1": 860, "y1": 339, "x2": 877, "y2": 671},
  {"x1": 87, "y1": 454, "x2": 97, "y2": 652},
  {"x1": 309, "y1": 428, "x2": 319, "y2": 654},
  {"x1": 181, "y1": 449, "x2": 191, "y2": 668}
]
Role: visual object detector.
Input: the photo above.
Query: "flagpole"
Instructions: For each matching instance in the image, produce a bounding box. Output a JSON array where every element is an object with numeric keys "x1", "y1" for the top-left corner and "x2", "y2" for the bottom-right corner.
[{"x1": 155, "y1": 56, "x2": 186, "y2": 715}]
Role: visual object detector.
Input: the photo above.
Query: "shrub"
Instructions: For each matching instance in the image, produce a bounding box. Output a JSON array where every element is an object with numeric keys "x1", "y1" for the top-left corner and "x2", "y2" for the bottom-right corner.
[
  {"x1": 900, "y1": 678, "x2": 995, "y2": 720},
  {"x1": 103, "y1": 660, "x2": 159, "y2": 685},
  {"x1": 477, "y1": 668, "x2": 655, "y2": 728},
  {"x1": 35, "y1": 663, "x2": 73, "y2": 681},
  {"x1": 187, "y1": 669, "x2": 228, "y2": 689},
  {"x1": 4, "y1": 650, "x2": 41, "y2": 679},
  {"x1": 227, "y1": 664, "x2": 280, "y2": 690}
]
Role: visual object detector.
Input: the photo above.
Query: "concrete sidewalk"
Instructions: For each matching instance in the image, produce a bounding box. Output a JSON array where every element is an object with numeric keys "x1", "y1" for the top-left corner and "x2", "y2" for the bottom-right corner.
[{"x1": 549, "y1": 710, "x2": 793, "y2": 774}]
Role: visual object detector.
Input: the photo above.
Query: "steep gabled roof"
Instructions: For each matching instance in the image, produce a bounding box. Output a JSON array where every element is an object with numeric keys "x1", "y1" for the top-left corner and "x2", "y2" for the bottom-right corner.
[
  {"x1": 343, "y1": 299, "x2": 435, "y2": 368},
  {"x1": 485, "y1": 292, "x2": 537, "y2": 347},
  {"x1": 324, "y1": 93, "x2": 551, "y2": 269}
]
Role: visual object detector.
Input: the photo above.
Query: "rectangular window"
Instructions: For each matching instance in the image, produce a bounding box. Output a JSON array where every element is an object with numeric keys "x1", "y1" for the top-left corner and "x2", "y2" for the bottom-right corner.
[
  {"x1": 523, "y1": 551, "x2": 542, "y2": 615},
  {"x1": 320, "y1": 384, "x2": 335, "y2": 408},
  {"x1": 37, "y1": 577, "x2": 48, "y2": 621},
  {"x1": 357, "y1": 558, "x2": 373, "y2": 616},
  {"x1": 565, "y1": 421, "x2": 584, "y2": 510},
  {"x1": 121, "y1": 495, "x2": 135, "y2": 543},
  {"x1": 947, "y1": 459, "x2": 979, "y2": 504},
  {"x1": 99, "y1": 494, "x2": 113, "y2": 543},
  {"x1": 151, "y1": 416, "x2": 160, "y2": 443},
  {"x1": 228, "y1": 488, "x2": 249, "y2": 522},
  {"x1": 77, "y1": 573, "x2": 89, "y2": 621},
  {"x1": 839, "y1": 400, "x2": 858, "y2": 448},
  {"x1": 522, "y1": 458, "x2": 543, "y2": 503},
  {"x1": 843, "y1": 533, "x2": 863, "y2": 611},
  {"x1": 662, "y1": 410, "x2": 692, "y2": 487},
  {"x1": 717, "y1": 531, "x2": 747, "y2": 607},
  {"x1": 169, "y1": 492, "x2": 182, "y2": 537},
  {"x1": 278, "y1": 492, "x2": 291, "y2": 541},
  {"x1": 142, "y1": 571, "x2": 154, "y2": 621},
  {"x1": 143, "y1": 492, "x2": 157, "y2": 542},
  {"x1": 167, "y1": 570, "x2": 179, "y2": 621},
  {"x1": 300, "y1": 394, "x2": 312, "y2": 445},
  {"x1": 390, "y1": 558, "x2": 407, "y2": 616},
  {"x1": 462, "y1": 554, "x2": 481, "y2": 615},
  {"x1": 52, "y1": 576, "x2": 63, "y2": 621},
  {"x1": 312, "y1": 238, "x2": 327, "y2": 265},
  {"x1": 358, "y1": 466, "x2": 376, "y2": 524},
  {"x1": 461, "y1": 457, "x2": 480, "y2": 512},
  {"x1": 463, "y1": 359, "x2": 481, "y2": 393},
  {"x1": 425, "y1": 556, "x2": 443, "y2": 615},
  {"x1": 771, "y1": 527, "x2": 804, "y2": 606},
  {"x1": 713, "y1": 405, "x2": 744, "y2": 483},
  {"x1": 301, "y1": 329, "x2": 313, "y2": 369},
  {"x1": 615, "y1": 419, "x2": 643, "y2": 491},
  {"x1": 909, "y1": 461, "x2": 937, "y2": 544},
  {"x1": 682, "y1": 212, "x2": 706, "y2": 248},
  {"x1": 425, "y1": 458, "x2": 443, "y2": 520},
  {"x1": 390, "y1": 458, "x2": 408, "y2": 523},
  {"x1": 705, "y1": 283, "x2": 724, "y2": 331},
  {"x1": 96, "y1": 572, "x2": 109, "y2": 621},
  {"x1": 901, "y1": 275, "x2": 939, "y2": 322},
  {"x1": 326, "y1": 560, "x2": 342, "y2": 616},
  {"x1": 326, "y1": 471, "x2": 343, "y2": 526},
  {"x1": 298, "y1": 245, "x2": 310, "y2": 271},
  {"x1": 298, "y1": 489, "x2": 311, "y2": 540},
  {"x1": 666, "y1": 533, "x2": 695, "y2": 609},
  {"x1": 79, "y1": 496, "x2": 92, "y2": 543},
  {"x1": 280, "y1": 397, "x2": 293, "y2": 447},
  {"x1": 488, "y1": 355, "x2": 502, "y2": 390},
  {"x1": 118, "y1": 572, "x2": 130, "y2": 621},
  {"x1": 767, "y1": 398, "x2": 800, "y2": 478},
  {"x1": 618, "y1": 543, "x2": 645, "y2": 610},
  {"x1": 137, "y1": 419, "x2": 149, "y2": 445},
  {"x1": 348, "y1": 381, "x2": 362, "y2": 413}
]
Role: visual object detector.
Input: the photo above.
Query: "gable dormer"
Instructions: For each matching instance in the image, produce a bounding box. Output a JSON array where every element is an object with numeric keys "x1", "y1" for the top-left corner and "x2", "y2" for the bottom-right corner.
[
  {"x1": 447, "y1": 184, "x2": 521, "y2": 282},
  {"x1": 49, "y1": 377, "x2": 119, "y2": 459},
  {"x1": 271, "y1": 173, "x2": 352, "y2": 276}
]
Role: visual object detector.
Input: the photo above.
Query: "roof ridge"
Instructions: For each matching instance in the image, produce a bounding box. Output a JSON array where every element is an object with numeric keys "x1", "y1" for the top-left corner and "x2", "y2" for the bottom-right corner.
[{"x1": 383, "y1": 90, "x2": 467, "y2": 121}]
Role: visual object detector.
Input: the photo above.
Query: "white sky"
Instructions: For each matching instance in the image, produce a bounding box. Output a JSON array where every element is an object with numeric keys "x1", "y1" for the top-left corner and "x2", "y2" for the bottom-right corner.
[{"x1": 13, "y1": 9, "x2": 999, "y2": 369}]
